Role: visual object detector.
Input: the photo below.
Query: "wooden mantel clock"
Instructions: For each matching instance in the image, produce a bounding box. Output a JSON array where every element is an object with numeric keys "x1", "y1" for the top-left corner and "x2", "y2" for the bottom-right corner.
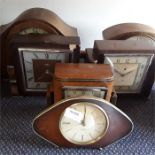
[
  {"x1": 33, "y1": 97, "x2": 133, "y2": 148},
  {"x1": 11, "y1": 35, "x2": 80, "y2": 95},
  {"x1": 1, "y1": 8, "x2": 80, "y2": 95},
  {"x1": 53, "y1": 63, "x2": 114, "y2": 103},
  {"x1": 1, "y1": 8, "x2": 79, "y2": 76},
  {"x1": 93, "y1": 40, "x2": 155, "y2": 97}
]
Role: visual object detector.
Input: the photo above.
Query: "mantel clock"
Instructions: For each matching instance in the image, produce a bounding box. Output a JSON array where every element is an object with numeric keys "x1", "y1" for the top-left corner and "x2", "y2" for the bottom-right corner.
[
  {"x1": 33, "y1": 97, "x2": 133, "y2": 148},
  {"x1": 93, "y1": 40, "x2": 155, "y2": 97},
  {"x1": 12, "y1": 35, "x2": 80, "y2": 95},
  {"x1": 53, "y1": 63, "x2": 114, "y2": 103}
]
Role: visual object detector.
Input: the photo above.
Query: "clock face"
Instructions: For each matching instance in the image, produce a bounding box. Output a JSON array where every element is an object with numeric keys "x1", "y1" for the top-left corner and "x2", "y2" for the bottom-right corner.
[
  {"x1": 63, "y1": 86, "x2": 107, "y2": 99},
  {"x1": 19, "y1": 27, "x2": 48, "y2": 35},
  {"x1": 127, "y1": 35, "x2": 155, "y2": 46},
  {"x1": 18, "y1": 48, "x2": 70, "y2": 91},
  {"x1": 105, "y1": 54, "x2": 154, "y2": 93},
  {"x1": 59, "y1": 102, "x2": 109, "y2": 145}
]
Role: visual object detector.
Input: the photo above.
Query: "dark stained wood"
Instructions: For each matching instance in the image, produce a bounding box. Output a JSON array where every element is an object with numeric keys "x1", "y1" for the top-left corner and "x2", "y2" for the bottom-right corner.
[
  {"x1": 103, "y1": 23, "x2": 155, "y2": 40},
  {"x1": 10, "y1": 34, "x2": 80, "y2": 45},
  {"x1": 53, "y1": 63, "x2": 114, "y2": 102},
  {"x1": 93, "y1": 40, "x2": 155, "y2": 55},
  {"x1": 33, "y1": 97, "x2": 133, "y2": 148}
]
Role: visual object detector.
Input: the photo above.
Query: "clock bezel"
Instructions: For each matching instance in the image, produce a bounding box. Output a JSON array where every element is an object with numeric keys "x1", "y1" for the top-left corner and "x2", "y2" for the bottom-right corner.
[{"x1": 59, "y1": 102, "x2": 109, "y2": 145}]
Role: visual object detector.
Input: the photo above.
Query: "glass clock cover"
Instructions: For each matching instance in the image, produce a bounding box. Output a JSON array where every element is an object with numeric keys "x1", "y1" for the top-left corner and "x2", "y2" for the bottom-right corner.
[{"x1": 59, "y1": 102, "x2": 109, "y2": 145}]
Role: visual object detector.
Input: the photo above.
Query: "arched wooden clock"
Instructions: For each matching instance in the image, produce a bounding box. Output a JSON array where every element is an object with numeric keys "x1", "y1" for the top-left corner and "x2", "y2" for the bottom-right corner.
[
  {"x1": 102, "y1": 23, "x2": 155, "y2": 40},
  {"x1": 1, "y1": 8, "x2": 80, "y2": 95},
  {"x1": 33, "y1": 97, "x2": 133, "y2": 148}
]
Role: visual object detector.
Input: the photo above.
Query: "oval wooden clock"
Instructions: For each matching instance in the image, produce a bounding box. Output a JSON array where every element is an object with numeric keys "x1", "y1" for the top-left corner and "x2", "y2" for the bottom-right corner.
[{"x1": 33, "y1": 97, "x2": 133, "y2": 148}]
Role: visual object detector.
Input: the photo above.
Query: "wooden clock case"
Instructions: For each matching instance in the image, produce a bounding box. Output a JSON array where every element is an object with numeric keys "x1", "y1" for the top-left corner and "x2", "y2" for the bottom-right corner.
[
  {"x1": 33, "y1": 97, "x2": 133, "y2": 148},
  {"x1": 93, "y1": 40, "x2": 155, "y2": 97},
  {"x1": 11, "y1": 35, "x2": 80, "y2": 95},
  {"x1": 1, "y1": 8, "x2": 80, "y2": 79},
  {"x1": 53, "y1": 63, "x2": 114, "y2": 103},
  {"x1": 102, "y1": 23, "x2": 155, "y2": 40},
  {"x1": 1, "y1": 8, "x2": 80, "y2": 95}
]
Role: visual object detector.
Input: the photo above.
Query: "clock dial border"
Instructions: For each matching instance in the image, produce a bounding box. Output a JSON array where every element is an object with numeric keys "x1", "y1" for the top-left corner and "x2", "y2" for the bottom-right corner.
[
  {"x1": 14, "y1": 47, "x2": 71, "y2": 95},
  {"x1": 105, "y1": 53, "x2": 154, "y2": 94},
  {"x1": 59, "y1": 102, "x2": 109, "y2": 145}
]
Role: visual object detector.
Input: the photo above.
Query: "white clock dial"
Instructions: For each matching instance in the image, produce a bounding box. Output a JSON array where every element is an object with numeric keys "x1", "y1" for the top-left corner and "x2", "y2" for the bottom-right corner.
[
  {"x1": 114, "y1": 63, "x2": 138, "y2": 86},
  {"x1": 59, "y1": 102, "x2": 108, "y2": 145},
  {"x1": 106, "y1": 54, "x2": 154, "y2": 93},
  {"x1": 19, "y1": 48, "x2": 69, "y2": 91},
  {"x1": 63, "y1": 87, "x2": 107, "y2": 99}
]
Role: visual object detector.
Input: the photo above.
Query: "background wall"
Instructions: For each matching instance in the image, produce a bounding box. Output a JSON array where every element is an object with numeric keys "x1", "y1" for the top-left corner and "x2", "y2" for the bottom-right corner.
[{"x1": 1, "y1": 0, "x2": 155, "y2": 49}]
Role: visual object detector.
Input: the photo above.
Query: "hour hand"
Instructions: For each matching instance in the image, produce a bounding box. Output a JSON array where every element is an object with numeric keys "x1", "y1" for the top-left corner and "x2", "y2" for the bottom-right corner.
[{"x1": 114, "y1": 68, "x2": 124, "y2": 76}]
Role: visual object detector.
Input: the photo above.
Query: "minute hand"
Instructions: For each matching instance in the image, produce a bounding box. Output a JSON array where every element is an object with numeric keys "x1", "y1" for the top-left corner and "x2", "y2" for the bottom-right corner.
[{"x1": 114, "y1": 67, "x2": 137, "y2": 77}]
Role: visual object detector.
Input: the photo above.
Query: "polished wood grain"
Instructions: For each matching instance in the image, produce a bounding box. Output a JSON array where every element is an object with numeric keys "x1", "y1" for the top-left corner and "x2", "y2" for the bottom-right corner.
[{"x1": 33, "y1": 97, "x2": 133, "y2": 148}]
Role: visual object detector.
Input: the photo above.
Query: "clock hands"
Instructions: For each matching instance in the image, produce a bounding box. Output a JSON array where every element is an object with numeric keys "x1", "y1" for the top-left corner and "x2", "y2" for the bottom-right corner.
[
  {"x1": 81, "y1": 105, "x2": 87, "y2": 126},
  {"x1": 114, "y1": 66, "x2": 137, "y2": 77}
]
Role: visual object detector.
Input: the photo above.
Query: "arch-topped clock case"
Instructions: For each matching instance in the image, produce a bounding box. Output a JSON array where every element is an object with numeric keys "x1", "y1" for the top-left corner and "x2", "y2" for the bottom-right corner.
[
  {"x1": 1, "y1": 8, "x2": 80, "y2": 95},
  {"x1": 102, "y1": 23, "x2": 155, "y2": 40}
]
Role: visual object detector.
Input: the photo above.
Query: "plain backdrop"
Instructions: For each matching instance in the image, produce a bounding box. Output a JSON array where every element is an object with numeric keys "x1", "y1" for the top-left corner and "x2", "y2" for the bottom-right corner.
[{"x1": 0, "y1": 0, "x2": 155, "y2": 49}]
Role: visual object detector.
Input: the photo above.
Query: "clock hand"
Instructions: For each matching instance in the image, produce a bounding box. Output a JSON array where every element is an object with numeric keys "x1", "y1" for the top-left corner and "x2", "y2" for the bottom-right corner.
[
  {"x1": 115, "y1": 66, "x2": 137, "y2": 77},
  {"x1": 114, "y1": 68, "x2": 124, "y2": 76},
  {"x1": 123, "y1": 69, "x2": 136, "y2": 76},
  {"x1": 81, "y1": 105, "x2": 86, "y2": 126}
]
